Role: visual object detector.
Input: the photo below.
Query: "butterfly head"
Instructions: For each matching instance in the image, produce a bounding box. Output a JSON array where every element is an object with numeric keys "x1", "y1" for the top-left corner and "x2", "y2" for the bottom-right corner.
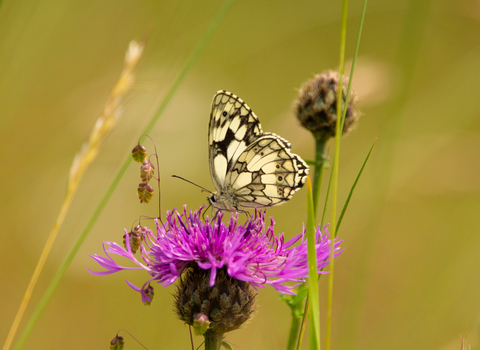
[{"x1": 208, "y1": 191, "x2": 240, "y2": 212}]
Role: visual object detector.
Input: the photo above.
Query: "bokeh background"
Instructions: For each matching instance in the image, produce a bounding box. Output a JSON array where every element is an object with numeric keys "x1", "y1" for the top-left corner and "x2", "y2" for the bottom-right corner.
[{"x1": 1, "y1": 1, "x2": 480, "y2": 349}]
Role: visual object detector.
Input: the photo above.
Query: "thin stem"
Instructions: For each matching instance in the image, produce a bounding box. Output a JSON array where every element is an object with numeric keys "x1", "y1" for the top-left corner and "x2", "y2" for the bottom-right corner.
[
  {"x1": 296, "y1": 293, "x2": 309, "y2": 350},
  {"x1": 11, "y1": 2, "x2": 235, "y2": 348},
  {"x1": 325, "y1": 0, "x2": 349, "y2": 349}
]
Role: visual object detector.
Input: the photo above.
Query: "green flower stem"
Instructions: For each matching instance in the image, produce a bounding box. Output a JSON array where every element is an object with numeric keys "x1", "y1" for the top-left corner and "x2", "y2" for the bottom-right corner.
[
  {"x1": 286, "y1": 301, "x2": 304, "y2": 350},
  {"x1": 311, "y1": 135, "x2": 329, "y2": 216},
  {"x1": 205, "y1": 333, "x2": 224, "y2": 350}
]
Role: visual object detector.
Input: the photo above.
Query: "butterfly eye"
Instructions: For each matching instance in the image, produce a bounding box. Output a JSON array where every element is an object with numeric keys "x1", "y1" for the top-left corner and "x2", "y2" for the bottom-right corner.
[
  {"x1": 222, "y1": 111, "x2": 227, "y2": 116},
  {"x1": 276, "y1": 165, "x2": 280, "y2": 169},
  {"x1": 278, "y1": 176, "x2": 283, "y2": 181}
]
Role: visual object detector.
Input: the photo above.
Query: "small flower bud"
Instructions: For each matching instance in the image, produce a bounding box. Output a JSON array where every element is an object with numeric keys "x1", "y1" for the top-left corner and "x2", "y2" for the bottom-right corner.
[
  {"x1": 294, "y1": 71, "x2": 358, "y2": 140},
  {"x1": 137, "y1": 182, "x2": 154, "y2": 203},
  {"x1": 143, "y1": 284, "x2": 154, "y2": 306},
  {"x1": 140, "y1": 161, "x2": 155, "y2": 182},
  {"x1": 132, "y1": 144, "x2": 147, "y2": 163},
  {"x1": 193, "y1": 313, "x2": 211, "y2": 335},
  {"x1": 110, "y1": 335, "x2": 124, "y2": 350}
]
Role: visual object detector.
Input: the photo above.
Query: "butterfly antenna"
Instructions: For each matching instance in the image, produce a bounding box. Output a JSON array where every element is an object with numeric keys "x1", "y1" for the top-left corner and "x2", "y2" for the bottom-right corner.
[{"x1": 171, "y1": 175, "x2": 214, "y2": 194}]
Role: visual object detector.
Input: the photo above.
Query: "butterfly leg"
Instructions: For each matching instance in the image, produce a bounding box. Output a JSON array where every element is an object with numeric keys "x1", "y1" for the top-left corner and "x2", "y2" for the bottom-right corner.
[
  {"x1": 202, "y1": 202, "x2": 213, "y2": 221},
  {"x1": 211, "y1": 208, "x2": 221, "y2": 222},
  {"x1": 233, "y1": 205, "x2": 250, "y2": 219}
]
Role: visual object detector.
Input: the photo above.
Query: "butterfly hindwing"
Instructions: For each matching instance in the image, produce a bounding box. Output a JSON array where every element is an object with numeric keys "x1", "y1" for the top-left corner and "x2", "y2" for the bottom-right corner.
[
  {"x1": 208, "y1": 90, "x2": 308, "y2": 211},
  {"x1": 227, "y1": 135, "x2": 309, "y2": 208}
]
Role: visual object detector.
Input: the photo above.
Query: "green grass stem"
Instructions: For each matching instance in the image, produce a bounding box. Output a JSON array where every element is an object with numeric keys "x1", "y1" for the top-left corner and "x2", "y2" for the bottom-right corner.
[
  {"x1": 305, "y1": 177, "x2": 321, "y2": 350},
  {"x1": 325, "y1": 0, "x2": 349, "y2": 345},
  {"x1": 325, "y1": 0, "x2": 369, "y2": 348},
  {"x1": 338, "y1": 1, "x2": 431, "y2": 347}
]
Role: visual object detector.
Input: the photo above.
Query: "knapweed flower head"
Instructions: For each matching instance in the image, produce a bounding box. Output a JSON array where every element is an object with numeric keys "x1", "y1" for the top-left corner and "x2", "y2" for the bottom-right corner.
[
  {"x1": 90, "y1": 206, "x2": 342, "y2": 336},
  {"x1": 294, "y1": 70, "x2": 359, "y2": 140},
  {"x1": 90, "y1": 206, "x2": 342, "y2": 299}
]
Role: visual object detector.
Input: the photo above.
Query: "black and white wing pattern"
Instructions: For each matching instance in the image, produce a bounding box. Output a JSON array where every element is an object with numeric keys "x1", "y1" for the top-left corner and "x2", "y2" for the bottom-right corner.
[{"x1": 208, "y1": 90, "x2": 308, "y2": 211}]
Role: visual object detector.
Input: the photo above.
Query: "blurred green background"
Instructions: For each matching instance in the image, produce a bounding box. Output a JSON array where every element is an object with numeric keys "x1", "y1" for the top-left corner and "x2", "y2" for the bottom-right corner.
[{"x1": 1, "y1": 0, "x2": 480, "y2": 349}]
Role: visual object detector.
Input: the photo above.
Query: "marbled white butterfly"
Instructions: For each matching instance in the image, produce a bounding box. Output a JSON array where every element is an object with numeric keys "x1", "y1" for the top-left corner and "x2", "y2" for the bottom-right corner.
[{"x1": 208, "y1": 90, "x2": 309, "y2": 212}]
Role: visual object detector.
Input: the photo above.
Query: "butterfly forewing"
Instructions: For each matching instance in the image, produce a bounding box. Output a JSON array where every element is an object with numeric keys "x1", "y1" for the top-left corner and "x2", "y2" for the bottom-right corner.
[
  {"x1": 208, "y1": 90, "x2": 308, "y2": 211},
  {"x1": 209, "y1": 91, "x2": 263, "y2": 192}
]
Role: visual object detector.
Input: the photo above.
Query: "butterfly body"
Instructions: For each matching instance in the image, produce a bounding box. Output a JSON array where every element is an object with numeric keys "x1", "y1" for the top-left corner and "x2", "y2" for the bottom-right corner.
[{"x1": 208, "y1": 90, "x2": 308, "y2": 212}]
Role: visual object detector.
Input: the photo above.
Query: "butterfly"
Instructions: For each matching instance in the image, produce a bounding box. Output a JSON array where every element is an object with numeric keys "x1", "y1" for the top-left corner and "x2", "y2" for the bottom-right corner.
[{"x1": 208, "y1": 90, "x2": 309, "y2": 212}]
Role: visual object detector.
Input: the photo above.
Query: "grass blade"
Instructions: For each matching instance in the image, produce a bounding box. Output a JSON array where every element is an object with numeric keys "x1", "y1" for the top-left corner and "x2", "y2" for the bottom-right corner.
[{"x1": 336, "y1": 139, "x2": 376, "y2": 235}]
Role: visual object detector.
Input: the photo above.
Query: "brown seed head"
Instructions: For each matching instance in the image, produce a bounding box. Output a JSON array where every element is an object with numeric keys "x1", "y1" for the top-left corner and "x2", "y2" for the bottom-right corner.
[{"x1": 110, "y1": 335, "x2": 124, "y2": 350}]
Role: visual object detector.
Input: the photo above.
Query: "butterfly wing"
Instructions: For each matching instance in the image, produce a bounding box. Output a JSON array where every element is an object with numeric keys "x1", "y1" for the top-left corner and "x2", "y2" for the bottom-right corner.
[
  {"x1": 208, "y1": 90, "x2": 263, "y2": 193},
  {"x1": 208, "y1": 90, "x2": 309, "y2": 211},
  {"x1": 226, "y1": 134, "x2": 309, "y2": 208}
]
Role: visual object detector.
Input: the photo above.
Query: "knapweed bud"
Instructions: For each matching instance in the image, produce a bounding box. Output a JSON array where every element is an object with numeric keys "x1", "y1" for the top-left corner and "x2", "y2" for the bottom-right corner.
[
  {"x1": 174, "y1": 265, "x2": 256, "y2": 338},
  {"x1": 294, "y1": 71, "x2": 358, "y2": 140},
  {"x1": 193, "y1": 313, "x2": 211, "y2": 336},
  {"x1": 137, "y1": 182, "x2": 154, "y2": 203},
  {"x1": 110, "y1": 335, "x2": 124, "y2": 350},
  {"x1": 132, "y1": 144, "x2": 147, "y2": 163},
  {"x1": 140, "y1": 161, "x2": 155, "y2": 182}
]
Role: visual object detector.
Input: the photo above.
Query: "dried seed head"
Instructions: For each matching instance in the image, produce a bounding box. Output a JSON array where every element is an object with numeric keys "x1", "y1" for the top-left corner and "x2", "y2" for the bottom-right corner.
[
  {"x1": 140, "y1": 161, "x2": 155, "y2": 182},
  {"x1": 294, "y1": 71, "x2": 359, "y2": 140},
  {"x1": 123, "y1": 225, "x2": 145, "y2": 254},
  {"x1": 137, "y1": 182, "x2": 154, "y2": 204},
  {"x1": 174, "y1": 265, "x2": 256, "y2": 338},
  {"x1": 110, "y1": 335, "x2": 124, "y2": 350}
]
